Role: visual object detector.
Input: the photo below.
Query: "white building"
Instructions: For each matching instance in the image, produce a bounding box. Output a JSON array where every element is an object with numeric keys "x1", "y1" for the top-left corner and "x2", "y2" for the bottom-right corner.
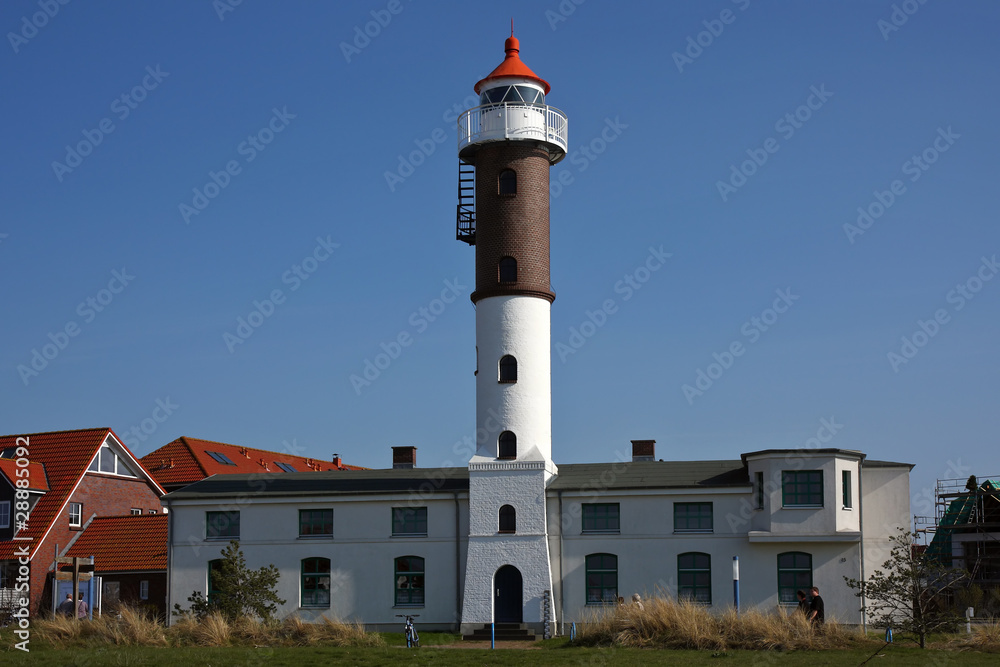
[
  {"x1": 164, "y1": 34, "x2": 912, "y2": 634},
  {"x1": 164, "y1": 443, "x2": 910, "y2": 632}
]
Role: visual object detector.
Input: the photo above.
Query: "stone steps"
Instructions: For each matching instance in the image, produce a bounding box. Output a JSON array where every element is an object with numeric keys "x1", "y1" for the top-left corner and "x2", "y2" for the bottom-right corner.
[{"x1": 463, "y1": 622, "x2": 537, "y2": 642}]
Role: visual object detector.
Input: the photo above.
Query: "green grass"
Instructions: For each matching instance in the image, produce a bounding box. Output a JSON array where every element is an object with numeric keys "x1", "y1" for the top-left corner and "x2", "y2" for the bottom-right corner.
[{"x1": 2, "y1": 640, "x2": 997, "y2": 666}]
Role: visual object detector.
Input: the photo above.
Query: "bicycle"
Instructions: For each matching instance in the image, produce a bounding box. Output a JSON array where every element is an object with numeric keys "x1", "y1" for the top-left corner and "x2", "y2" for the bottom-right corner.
[{"x1": 395, "y1": 614, "x2": 420, "y2": 647}]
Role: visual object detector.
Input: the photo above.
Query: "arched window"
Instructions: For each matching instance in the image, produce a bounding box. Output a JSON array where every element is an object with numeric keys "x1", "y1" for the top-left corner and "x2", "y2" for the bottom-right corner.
[
  {"x1": 585, "y1": 553, "x2": 618, "y2": 605},
  {"x1": 499, "y1": 355, "x2": 517, "y2": 383},
  {"x1": 677, "y1": 552, "x2": 711, "y2": 604},
  {"x1": 499, "y1": 505, "x2": 516, "y2": 533},
  {"x1": 301, "y1": 557, "x2": 331, "y2": 607},
  {"x1": 498, "y1": 169, "x2": 517, "y2": 196},
  {"x1": 777, "y1": 552, "x2": 812, "y2": 604},
  {"x1": 499, "y1": 257, "x2": 517, "y2": 283},
  {"x1": 498, "y1": 431, "x2": 516, "y2": 459},
  {"x1": 395, "y1": 556, "x2": 425, "y2": 606}
]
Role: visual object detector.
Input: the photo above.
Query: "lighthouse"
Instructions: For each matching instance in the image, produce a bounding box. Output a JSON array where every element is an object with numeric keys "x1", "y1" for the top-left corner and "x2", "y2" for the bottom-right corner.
[{"x1": 457, "y1": 31, "x2": 568, "y2": 635}]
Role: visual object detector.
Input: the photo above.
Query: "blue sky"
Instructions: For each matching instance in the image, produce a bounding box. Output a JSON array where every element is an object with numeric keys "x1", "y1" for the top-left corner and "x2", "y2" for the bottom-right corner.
[{"x1": 2, "y1": 1, "x2": 997, "y2": 524}]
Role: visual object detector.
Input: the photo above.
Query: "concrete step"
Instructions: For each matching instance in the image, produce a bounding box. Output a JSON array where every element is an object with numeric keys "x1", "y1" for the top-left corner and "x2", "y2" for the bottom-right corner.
[{"x1": 463, "y1": 623, "x2": 537, "y2": 642}]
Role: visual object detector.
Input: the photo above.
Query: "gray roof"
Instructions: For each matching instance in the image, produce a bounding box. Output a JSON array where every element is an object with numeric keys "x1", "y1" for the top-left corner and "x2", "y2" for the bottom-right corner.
[
  {"x1": 163, "y1": 466, "x2": 470, "y2": 500},
  {"x1": 864, "y1": 459, "x2": 915, "y2": 470},
  {"x1": 164, "y1": 459, "x2": 751, "y2": 501},
  {"x1": 550, "y1": 460, "x2": 748, "y2": 492},
  {"x1": 740, "y1": 448, "x2": 865, "y2": 462}
]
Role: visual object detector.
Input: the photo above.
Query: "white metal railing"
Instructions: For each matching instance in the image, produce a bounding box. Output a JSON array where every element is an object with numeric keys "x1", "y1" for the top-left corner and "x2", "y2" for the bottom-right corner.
[{"x1": 458, "y1": 103, "x2": 568, "y2": 158}]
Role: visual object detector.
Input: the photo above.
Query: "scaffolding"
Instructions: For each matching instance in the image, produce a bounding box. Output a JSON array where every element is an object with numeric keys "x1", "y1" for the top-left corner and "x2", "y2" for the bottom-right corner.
[{"x1": 917, "y1": 476, "x2": 1000, "y2": 595}]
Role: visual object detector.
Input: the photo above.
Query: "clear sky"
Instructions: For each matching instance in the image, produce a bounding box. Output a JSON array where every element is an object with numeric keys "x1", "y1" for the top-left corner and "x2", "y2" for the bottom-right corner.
[{"x1": 2, "y1": 1, "x2": 997, "y2": 525}]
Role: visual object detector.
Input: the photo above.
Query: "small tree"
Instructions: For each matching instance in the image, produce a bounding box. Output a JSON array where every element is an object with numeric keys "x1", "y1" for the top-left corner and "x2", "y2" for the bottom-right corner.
[
  {"x1": 174, "y1": 540, "x2": 286, "y2": 622},
  {"x1": 845, "y1": 527, "x2": 968, "y2": 648}
]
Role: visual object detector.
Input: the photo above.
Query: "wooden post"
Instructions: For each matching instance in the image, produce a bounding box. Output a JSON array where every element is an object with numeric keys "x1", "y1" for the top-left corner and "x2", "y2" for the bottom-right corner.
[
  {"x1": 72, "y1": 557, "x2": 80, "y2": 621},
  {"x1": 56, "y1": 556, "x2": 93, "y2": 619}
]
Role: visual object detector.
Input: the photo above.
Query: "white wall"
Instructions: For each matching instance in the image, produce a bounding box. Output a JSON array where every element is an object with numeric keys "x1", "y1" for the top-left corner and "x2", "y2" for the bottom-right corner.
[
  {"x1": 168, "y1": 492, "x2": 468, "y2": 630},
  {"x1": 548, "y1": 486, "x2": 866, "y2": 625},
  {"x1": 461, "y1": 465, "x2": 555, "y2": 631},
  {"x1": 475, "y1": 296, "x2": 552, "y2": 462},
  {"x1": 166, "y1": 457, "x2": 911, "y2": 631}
]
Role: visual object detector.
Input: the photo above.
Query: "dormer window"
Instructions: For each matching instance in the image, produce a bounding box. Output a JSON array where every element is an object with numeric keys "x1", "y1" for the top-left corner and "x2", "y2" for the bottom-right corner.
[
  {"x1": 499, "y1": 257, "x2": 517, "y2": 283},
  {"x1": 498, "y1": 169, "x2": 516, "y2": 196}
]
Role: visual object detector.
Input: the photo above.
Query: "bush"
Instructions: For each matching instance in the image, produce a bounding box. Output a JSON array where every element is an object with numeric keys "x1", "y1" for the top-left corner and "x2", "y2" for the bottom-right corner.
[
  {"x1": 173, "y1": 540, "x2": 286, "y2": 622},
  {"x1": 34, "y1": 605, "x2": 167, "y2": 648},
  {"x1": 34, "y1": 605, "x2": 384, "y2": 649},
  {"x1": 574, "y1": 597, "x2": 870, "y2": 651}
]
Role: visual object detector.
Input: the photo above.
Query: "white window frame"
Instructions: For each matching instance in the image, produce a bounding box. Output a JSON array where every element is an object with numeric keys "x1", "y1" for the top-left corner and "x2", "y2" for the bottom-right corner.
[
  {"x1": 69, "y1": 502, "x2": 83, "y2": 527},
  {"x1": 87, "y1": 444, "x2": 138, "y2": 478},
  {"x1": 139, "y1": 580, "x2": 149, "y2": 600}
]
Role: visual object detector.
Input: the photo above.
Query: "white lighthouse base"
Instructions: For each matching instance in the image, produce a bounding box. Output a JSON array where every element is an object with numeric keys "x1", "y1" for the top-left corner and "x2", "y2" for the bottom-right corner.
[{"x1": 460, "y1": 464, "x2": 556, "y2": 635}]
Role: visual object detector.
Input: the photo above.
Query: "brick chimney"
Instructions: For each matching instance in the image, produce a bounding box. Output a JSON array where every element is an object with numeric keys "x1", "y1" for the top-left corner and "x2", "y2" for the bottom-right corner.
[
  {"x1": 392, "y1": 446, "x2": 417, "y2": 469},
  {"x1": 631, "y1": 440, "x2": 655, "y2": 462},
  {"x1": 332, "y1": 453, "x2": 342, "y2": 468}
]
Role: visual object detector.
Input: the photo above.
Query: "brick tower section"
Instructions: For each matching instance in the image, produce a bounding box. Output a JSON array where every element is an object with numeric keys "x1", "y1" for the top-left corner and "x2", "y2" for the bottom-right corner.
[{"x1": 471, "y1": 145, "x2": 554, "y2": 304}]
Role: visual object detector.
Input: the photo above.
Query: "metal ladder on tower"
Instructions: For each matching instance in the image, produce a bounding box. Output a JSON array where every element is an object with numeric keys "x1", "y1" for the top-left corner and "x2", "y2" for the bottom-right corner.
[{"x1": 456, "y1": 161, "x2": 476, "y2": 245}]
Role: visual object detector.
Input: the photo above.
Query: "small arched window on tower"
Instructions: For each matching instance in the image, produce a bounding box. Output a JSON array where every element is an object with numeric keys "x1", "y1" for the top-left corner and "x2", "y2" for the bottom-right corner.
[
  {"x1": 499, "y1": 257, "x2": 517, "y2": 283},
  {"x1": 499, "y1": 505, "x2": 516, "y2": 533},
  {"x1": 498, "y1": 431, "x2": 516, "y2": 459},
  {"x1": 499, "y1": 355, "x2": 517, "y2": 383},
  {"x1": 498, "y1": 169, "x2": 517, "y2": 196}
]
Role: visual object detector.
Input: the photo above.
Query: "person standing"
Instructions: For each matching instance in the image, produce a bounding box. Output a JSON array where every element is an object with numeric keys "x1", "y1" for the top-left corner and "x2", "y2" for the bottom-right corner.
[
  {"x1": 57, "y1": 593, "x2": 74, "y2": 617},
  {"x1": 76, "y1": 593, "x2": 89, "y2": 619},
  {"x1": 796, "y1": 589, "x2": 810, "y2": 617},
  {"x1": 807, "y1": 586, "x2": 824, "y2": 625}
]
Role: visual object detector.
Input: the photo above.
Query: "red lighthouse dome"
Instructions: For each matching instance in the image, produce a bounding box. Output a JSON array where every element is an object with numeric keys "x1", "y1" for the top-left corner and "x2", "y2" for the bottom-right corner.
[{"x1": 475, "y1": 34, "x2": 551, "y2": 95}]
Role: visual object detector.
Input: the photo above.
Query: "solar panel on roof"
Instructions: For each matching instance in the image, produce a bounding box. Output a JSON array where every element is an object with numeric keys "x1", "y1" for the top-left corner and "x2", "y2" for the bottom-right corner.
[{"x1": 275, "y1": 462, "x2": 296, "y2": 472}]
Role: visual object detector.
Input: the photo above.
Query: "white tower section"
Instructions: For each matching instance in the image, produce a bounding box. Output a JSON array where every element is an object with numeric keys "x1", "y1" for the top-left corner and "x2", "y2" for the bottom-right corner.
[
  {"x1": 456, "y1": 33, "x2": 567, "y2": 636},
  {"x1": 472, "y1": 296, "x2": 553, "y2": 463}
]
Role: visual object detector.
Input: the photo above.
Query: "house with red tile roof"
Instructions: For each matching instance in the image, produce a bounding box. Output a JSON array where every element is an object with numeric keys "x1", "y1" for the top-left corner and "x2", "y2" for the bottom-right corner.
[
  {"x1": 141, "y1": 436, "x2": 365, "y2": 493},
  {"x1": 0, "y1": 428, "x2": 166, "y2": 616},
  {"x1": 64, "y1": 514, "x2": 168, "y2": 617}
]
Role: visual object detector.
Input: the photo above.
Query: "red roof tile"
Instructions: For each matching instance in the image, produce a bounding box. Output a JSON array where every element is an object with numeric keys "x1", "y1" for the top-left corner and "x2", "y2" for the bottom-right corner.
[
  {"x1": 0, "y1": 427, "x2": 164, "y2": 560},
  {"x1": 0, "y1": 458, "x2": 48, "y2": 492},
  {"x1": 65, "y1": 514, "x2": 167, "y2": 572},
  {"x1": 141, "y1": 436, "x2": 366, "y2": 489}
]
